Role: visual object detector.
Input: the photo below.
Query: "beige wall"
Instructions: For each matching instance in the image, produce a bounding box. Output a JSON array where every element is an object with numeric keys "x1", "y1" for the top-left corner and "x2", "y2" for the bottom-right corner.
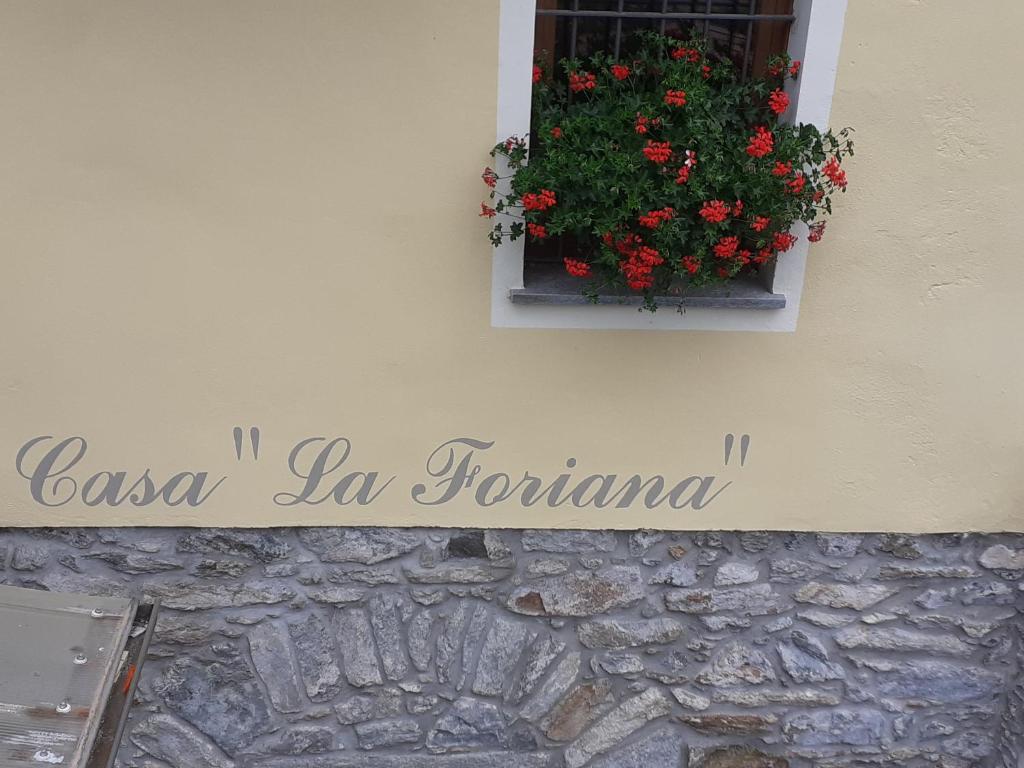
[{"x1": 0, "y1": 0, "x2": 1021, "y2": 531}]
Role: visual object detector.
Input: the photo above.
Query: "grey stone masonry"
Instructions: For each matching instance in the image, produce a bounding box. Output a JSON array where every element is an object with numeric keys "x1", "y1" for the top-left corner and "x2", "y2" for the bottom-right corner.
[{"x1": 1, "y1": 528, "x2": 1023, "y2": 768}]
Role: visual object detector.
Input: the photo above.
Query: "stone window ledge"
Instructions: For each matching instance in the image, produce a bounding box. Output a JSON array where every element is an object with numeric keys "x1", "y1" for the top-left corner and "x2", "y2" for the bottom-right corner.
[{"x1": 510, "y1": 262, "x2": 786, "y2": 310}]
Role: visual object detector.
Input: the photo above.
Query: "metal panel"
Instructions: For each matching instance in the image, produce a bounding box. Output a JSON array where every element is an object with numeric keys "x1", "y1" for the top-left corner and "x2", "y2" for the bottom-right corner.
[{"x1": 0, "y1": 586, "x2": 135, "y2": 768}]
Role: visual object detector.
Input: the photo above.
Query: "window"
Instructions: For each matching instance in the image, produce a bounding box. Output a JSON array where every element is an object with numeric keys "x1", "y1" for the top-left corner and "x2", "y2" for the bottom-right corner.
[{"x1": 492, "y1": 0, "x2": 849, "y2": 331}]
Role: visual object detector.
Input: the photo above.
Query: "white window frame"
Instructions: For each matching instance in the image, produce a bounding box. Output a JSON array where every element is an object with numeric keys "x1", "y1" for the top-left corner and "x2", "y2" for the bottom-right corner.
[{"x1": 491, "y1": 0, "x2": 848, "y2": 331}]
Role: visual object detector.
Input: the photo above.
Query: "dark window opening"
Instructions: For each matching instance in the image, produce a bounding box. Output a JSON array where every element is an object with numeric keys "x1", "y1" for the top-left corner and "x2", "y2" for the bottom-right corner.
[{"x1": 522, "y1": 1, "x2": 795, "y2": 306}]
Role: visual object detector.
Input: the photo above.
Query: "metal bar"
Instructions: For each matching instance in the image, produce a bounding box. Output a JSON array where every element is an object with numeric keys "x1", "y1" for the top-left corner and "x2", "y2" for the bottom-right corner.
[
  {"x1": 704, "y1": 0, "x2": 712, "y2": 36},
  {"x1": 86, "y1": 602, "x2": 160, "y2": 768},
  {"x1": 569, "y1": 0, "x2": 579, "y2": 59},
  {"x1": 614, "y1": 0, "x2": 624, "y2": 58},
  {"x1": 536, "y1": 10, "x2": 795, "y2": 21},
  {"x1": 660, "y1": 0, "x2": 668, "y2": 34},
  {"x1": 741, "y1": 0, "x2": 755, "y2": 79}
]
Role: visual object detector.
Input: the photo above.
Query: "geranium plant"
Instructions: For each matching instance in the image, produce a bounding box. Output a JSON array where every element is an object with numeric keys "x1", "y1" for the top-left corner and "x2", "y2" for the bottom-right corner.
[{"x1": 481, "y1": 33, "x2": 853, "y2": 311}]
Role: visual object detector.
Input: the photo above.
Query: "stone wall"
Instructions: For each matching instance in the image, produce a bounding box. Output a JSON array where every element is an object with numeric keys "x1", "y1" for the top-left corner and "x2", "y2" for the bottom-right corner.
[{"x1": 1, "y1": 528, "x2": 1022, "y2": 768}]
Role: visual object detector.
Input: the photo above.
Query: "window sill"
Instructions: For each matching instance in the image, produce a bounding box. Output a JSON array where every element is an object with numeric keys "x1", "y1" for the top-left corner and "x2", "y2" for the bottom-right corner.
[{"x1": 510, "y1": 262, "x2": 787, "y2": 309}]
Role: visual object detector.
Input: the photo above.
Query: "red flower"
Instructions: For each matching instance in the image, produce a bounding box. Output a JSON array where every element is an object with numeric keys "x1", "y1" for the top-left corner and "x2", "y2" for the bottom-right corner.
[
  {"x1": 675, "y1": 165, "x2": 690, "y2": 185},
  {"x1": 681, "y1": 255, "x2": 700, "y2": 275},
  {"x1": 699, "y1": 200, "x2": 731, "y2": 224},
  {"x1": 620, "y1": 245, "x2": 663, "y2": 290},
  {"x1": 664, "y1": 89, "x2": 687, "y2": 107},
  {"x1": 550, "y1": 126, "x2": 563, "y2": 139},
  {"x1": 533, "y1": 65, "x2": 542, "y2": 84},
  {"x1": 605, "y1": 232, "x2": 632, "y2": 254},
  {"x1": 527, "y1": 223, "x2": 548, "y2": 239},
  {"x1": 823, "y1": 157, "x2": 848, "y2": 189},
  {"x1": 773, "y1": 231, "x2": 797, "y2": 252},
  {"x1": 643, "y1": 140, "x2": 673, "y2": 164},
  {"x1": 768, "y1": 62, "x2": 784, "y2": 77},
  {"x1": 481, "y1": 168, "x2": 498, "y2": 188},
  {"x1": 634, "y1": 113, "x2": 660, "y2": 135},
  {"x1": 789, "y1": 60, "x2": 802, "y2": 77},
  {"x1": 768, "y1": 89, "x2": 790, "y2": 116},
  {"x1": 609, "y1": 234, "x2": 663, "y2": 290},
  {"x1": 716, "y1": 266, "x2": 732, "y2": 278},
  {"x1": 569, "y1": 71, "x2": 597, "y2": 93},
  {"x1": 702, "y1": 65, "x2": 712, "y2": 79},
  {"x1": 732, "y1": 200, "x2": 744, "y2": 217},
  {"x1": 752, "y1": 215, "x2": 771, "y2": 232},
  {"x1": 787, "y1": 172, "x2": 806, "y2": 195},
  {"x1": 684, "y1": 149, "x2": 697, "y2": 168},
  {"x1": 772, "y1": 161, "x2": 793, "y2": 177},
  {"x1": 713, "y1": 236, "x2": 740, "y2": 259},
  {"x1": 754, "y1": 247, "x2": 773, "y2": 265},
  {"x1": 738, "y1": 249, "x2": 752, "y2": 265},
  {"x1": 611, "y1": 64, "x2": 631, "y2": 81},
  {"x1": 564, "y1": 258, "x2": 591, "y2": 278},
  {"x1": 671, "y1": 47, "x2": 701, "y2": 63},
  {"x1": 746, "y1": 126, "x2": 775, "y2": 158},
  {"x1": 522, "y1": 189, "x2": 557, "y2": 211},
  {"x1": 639, "y1": 248, "x2": 661, "y2": 264},
  {"x1": 638, "y1": 207, "x2": 675, "y2": 229},
  {"x1": 480, "y1": 203, "x2": 497, "y2": 219},
  {"x1": 808, "y1": 222, "x2": 826, "y2": 242}
]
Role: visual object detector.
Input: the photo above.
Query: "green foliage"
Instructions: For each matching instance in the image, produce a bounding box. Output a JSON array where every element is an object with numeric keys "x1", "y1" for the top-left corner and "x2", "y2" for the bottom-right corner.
[{"x1": 482, "y1": 33, "x2": 854, "y2": 311}]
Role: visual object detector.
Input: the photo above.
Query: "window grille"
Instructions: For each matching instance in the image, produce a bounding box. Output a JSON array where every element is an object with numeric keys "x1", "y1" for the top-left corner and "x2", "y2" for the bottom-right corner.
[{"x1": 534, "y1": 0, "x2": 795, "y2": 81}]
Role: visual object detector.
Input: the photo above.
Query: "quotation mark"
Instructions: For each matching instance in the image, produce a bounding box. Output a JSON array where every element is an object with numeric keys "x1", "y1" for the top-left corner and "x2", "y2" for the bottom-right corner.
[
  {"x1": 233, "y1": 427, "x2": 261, "y2": 461},
  {"x1": 724, "y1": 433, "x2": 751, "y2": 467}
]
